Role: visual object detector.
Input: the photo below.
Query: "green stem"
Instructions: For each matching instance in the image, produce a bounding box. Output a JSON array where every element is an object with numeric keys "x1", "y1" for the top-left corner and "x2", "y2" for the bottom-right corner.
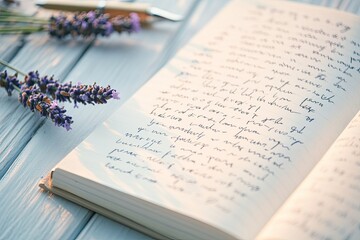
[
  {"x1": 13, "y1": 84, "x2": 21, "y2": 92},
  {"x1": 0, "y1": 16, "x2": 49, "y2": 24},
  {"x1": 0, "y1": 59, "x2": 27, "y2": 76},
  {"x1": 0, "y1": 9, "x2": 28, "y2": 17},
  {"x1": 0, "y1": 25, "x2": 45, "y2": 34}
]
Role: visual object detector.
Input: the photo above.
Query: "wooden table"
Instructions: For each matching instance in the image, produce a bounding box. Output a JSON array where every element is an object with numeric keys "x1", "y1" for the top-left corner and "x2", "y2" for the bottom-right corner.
[{"x1": 0, "y1": 0, "x2": 359, "y2": 239}]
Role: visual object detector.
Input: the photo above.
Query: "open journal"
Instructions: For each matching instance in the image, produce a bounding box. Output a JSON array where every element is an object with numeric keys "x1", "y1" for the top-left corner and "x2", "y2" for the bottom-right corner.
[{"x1": 39, "y1": 0, "x2": 360, "y2": 239}]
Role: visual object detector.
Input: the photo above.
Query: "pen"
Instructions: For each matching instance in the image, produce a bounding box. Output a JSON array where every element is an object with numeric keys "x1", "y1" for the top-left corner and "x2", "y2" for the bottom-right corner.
[{"x1": 35, "y1": 0, "x2": 183, "y2": 22}]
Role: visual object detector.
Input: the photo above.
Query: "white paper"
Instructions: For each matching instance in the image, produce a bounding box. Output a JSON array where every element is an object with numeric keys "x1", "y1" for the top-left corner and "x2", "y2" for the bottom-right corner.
[{"x1": 257, "y1": 111, "x2": 360, "y2": 240}]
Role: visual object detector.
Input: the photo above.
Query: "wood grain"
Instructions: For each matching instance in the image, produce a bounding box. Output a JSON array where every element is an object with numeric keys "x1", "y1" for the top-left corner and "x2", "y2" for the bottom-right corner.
[
  {"x1": 339, "y1": 0, "x2": 360, "y2": 12},
  {"x1": 77, "y1": 215, "x2": 153, "y2": 240}
]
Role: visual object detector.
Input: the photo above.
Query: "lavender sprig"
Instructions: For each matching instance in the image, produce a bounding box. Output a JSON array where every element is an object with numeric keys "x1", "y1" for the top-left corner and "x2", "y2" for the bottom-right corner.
[
  {"x1": 21, "y1": 71, "x2": 120, "y2": 107},
  {"x1": 0, "y1": 9, "x2": 140, "y2": 39},
  {"x1": 54, "y1": 82, "x2": 120, "y2": 107},
  {"x1": 0, "y1": 60, "x2": 120, "y2": 130},
  {"x1": 48, "y1": 11, "x2": 140, "y2": 39}
]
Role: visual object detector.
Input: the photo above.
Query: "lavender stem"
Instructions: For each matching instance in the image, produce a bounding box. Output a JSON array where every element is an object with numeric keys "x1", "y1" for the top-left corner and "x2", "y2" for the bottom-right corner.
[{"x1": 0, "y1": 59, "x2": 27, "y2": 76}]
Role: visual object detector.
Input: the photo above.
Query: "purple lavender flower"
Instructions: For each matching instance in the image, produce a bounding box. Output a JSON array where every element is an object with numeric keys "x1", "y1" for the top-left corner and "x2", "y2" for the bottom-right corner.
[
  {"x1": 104, "y1": 21, "x2": 114, "y2": 36},
  {"x1": 0, "y1": 70, "x2": 21, "y2": 96},
  {"x1": 19, "y1": 87, "x2": 73, "y2": 130},
  {"x1": 87, "y1": 11, "x2": 96, "y2": 22},
  {"x1": 0, "y1": 67, "x2": 119, "y2": 130},
  {"x1": 54, "y1": 82, "x2": 120, "y2": 108},
  {"x1": 24, "y1": 71, "x2": 40, "y2": 87},
  {"x1": 48, "y1": 11, "x2": 140, "y2": 39},
  {"x1": 112, "y1": 13, "x2": 141, "y2": 34},
  {"x1": 130, "y1": 13, "x2": 141, "y2": 33},
  {"x1": 38, "y1": 75, "x2": 60, "y2": 95},
  {"x1": 112, "y1": 91, "x2": 120, "y2": 100},
  {"x1": 2, "y1": 70, "x2": 120, "y2": 108}
]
